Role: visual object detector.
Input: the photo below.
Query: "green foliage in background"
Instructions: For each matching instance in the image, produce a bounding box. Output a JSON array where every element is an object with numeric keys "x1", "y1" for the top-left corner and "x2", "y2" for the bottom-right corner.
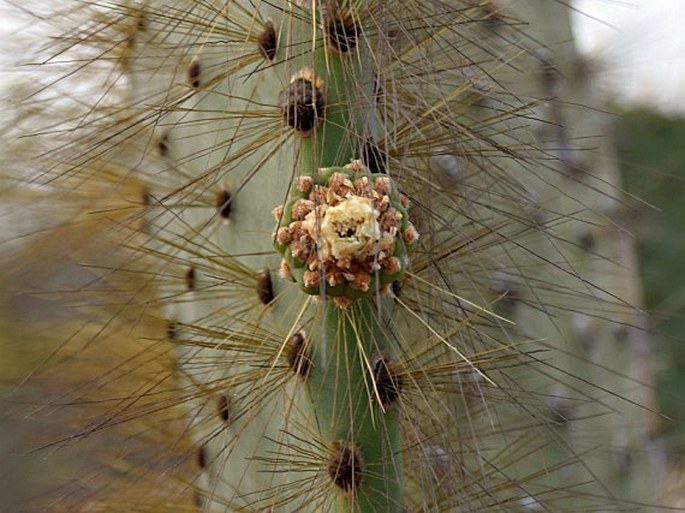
[
  {"x1": 0, "y1": 1, "x2": 670, "y2": 511},
  {"x1": 617, "y1": 110, "x2": 685, "y2": 448}
]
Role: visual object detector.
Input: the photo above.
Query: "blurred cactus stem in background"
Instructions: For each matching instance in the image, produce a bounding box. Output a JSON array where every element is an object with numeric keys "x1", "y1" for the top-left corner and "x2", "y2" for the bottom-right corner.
[{"x1": 0, "y1": 0, "x2": 667, "y2": 511}]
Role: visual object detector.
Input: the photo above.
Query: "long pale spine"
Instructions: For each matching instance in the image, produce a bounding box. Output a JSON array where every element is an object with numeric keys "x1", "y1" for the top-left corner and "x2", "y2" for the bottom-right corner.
[{"x1": 3, "y1": 0, "x2": 665, "y2": 511}]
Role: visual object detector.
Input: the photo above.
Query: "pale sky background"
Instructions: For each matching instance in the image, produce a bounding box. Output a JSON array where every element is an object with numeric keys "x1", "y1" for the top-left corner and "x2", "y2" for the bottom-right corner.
[
  {"x1": 1, "y1": 1, "x2": 685, "y2": 115},
  {"x1": 573, "y1": 0, "x2": 685, "y2": 115}
]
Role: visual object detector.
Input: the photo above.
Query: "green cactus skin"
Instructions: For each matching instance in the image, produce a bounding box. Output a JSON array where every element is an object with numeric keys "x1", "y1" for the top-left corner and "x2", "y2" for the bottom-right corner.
[
  {"x1": 2, "y1": 0, "x2": 666, "y2": 511},
  {"x1": 309, "y1": 298, "x2": 404, "y2": 511}
]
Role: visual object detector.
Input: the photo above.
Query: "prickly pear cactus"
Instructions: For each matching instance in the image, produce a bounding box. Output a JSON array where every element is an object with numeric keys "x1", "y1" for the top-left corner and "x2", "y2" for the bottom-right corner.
[{"x1": 5, "y1": 0, "x2": 664, "y2": 511}]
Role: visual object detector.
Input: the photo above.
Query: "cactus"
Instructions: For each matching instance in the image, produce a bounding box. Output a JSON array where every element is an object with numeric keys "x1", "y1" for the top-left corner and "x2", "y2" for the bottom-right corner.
[{"x1": 1, "y1": 0, "x2": 665, "y2": 511}]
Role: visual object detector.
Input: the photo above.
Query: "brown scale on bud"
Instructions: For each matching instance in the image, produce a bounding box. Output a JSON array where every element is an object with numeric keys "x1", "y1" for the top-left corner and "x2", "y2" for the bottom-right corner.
[
  {"x1": 373, "y1": 176, "x2": 390, "y2": 195},
  {"x1": 327, "y1": 172, "x2": 354, "y2": 200},
  {"x1": 273, "y1": 205, "x2": 284, "y2": 222},
  {"x1": 285, "y1": 329, "x2": 312, "y2": 378},
  {"x1": 276, "y1": 227, "x2": 291, "y2": 245},
  {"x1": 376, "y1": 195, "x2": 390, "y2": 213},
  {"x1": 258, "y1": 19, "x2": 277, "y2": 61},
  {"x1": 289, "y1": 221, "x2": 306, "y2": 242},
  {"x1": 403, "y1": 225, "x2": 419, "y2": 245},
  {"x1": 290, "y1": 240, "x2": 310, "y2": 262},
  {"x1": 279, "y1": 261, "x2": 293, "y2": 282},
  {"x1": 309, "y1": 185, "x2": 327, "y2": 205},
  {"x1": 325, "y1": 8, "x2": 360, "y2": 54},
  {"x1": 379, "y1": 208, "x2": 402, "y2": 235},
  {"x1": 327, "y1": 440, "x2": 363, "y2": 493},
  {"x1": 297, "y1": 175, "x2": 313, "y2": 195},
  {"x1": 303, "y1": 270, "x2": 320, "y2": 288},
  {"x1": 351, "y1": 176, "x2": 372, "y2": 197},
  {"x1": 278, "y1": 69, "x2": 325, "y2": 134},
  {"x1": 257, "y1": 268, "x2": 274, "y2": 305},
  {"x1": 292, "y1": 199, "x2": 314, "y2": 220},
  {"x1": 378, "y1": 284, "x2": 392, "y2": 295},
  {"x1": 373, "y1": 356, "x2": 403, "y2": 409},
  {"x1": 333, "y1": 296, "x2": 352, "y2": 309},
  {"x1": 383, "y1": 256, "x2": 402, "y2": 274},
  {"x1": 350, "y1": 271, "x2": 371, "y2": 292}
]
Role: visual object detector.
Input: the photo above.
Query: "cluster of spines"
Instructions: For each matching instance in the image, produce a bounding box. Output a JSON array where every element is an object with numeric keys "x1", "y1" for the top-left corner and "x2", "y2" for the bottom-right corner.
[{"x1": 8, "y1": 0, "x2": 659, "y2": 511}]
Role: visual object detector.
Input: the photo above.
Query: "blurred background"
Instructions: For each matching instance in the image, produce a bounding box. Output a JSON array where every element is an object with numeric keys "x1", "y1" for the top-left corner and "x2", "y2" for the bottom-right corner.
[
  {"x1": 573, "y1": 0, "x2": 685, "y2": 460},
  {"x1": 2, "y1": 0, "x2": 685, "y2": 510}
]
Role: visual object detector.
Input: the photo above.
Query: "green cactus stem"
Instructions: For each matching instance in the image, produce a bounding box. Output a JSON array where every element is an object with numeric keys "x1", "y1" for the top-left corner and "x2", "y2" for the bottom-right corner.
[
  {"x1": 309, "y1": 297, "x2": 403, "y2": 510},
  {"x1": 1, "y1": 0, "x2": 666, "y2": 511}
]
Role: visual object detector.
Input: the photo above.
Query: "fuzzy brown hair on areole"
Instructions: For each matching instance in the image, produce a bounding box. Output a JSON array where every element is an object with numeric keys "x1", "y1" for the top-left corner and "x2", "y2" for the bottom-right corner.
[{"x1": 0, "y1": 1, "x2": 664, "y2": 512}]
